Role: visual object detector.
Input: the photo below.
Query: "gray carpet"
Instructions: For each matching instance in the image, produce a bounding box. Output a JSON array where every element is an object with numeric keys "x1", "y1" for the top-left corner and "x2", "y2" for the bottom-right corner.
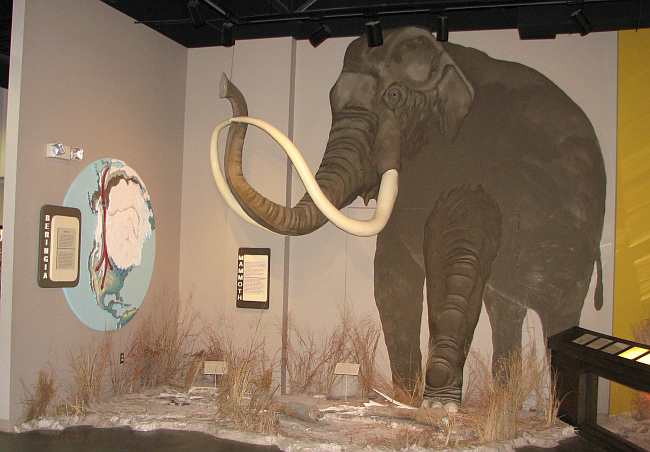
[{"x1": 0, "y1": 427, "x2": 282, "y2": 452}]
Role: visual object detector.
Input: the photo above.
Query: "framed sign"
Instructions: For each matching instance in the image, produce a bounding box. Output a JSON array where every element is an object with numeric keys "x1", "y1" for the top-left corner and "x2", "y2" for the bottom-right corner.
[
  {"x1": 37, "y1": 205, "x2": 81, "y2": 288},
  {"x1": 236, "y1": 247, "x2": 270, "y2": 309},
  {"x1": 204, "y1": 360, "x2": 227, "y2": 376}
]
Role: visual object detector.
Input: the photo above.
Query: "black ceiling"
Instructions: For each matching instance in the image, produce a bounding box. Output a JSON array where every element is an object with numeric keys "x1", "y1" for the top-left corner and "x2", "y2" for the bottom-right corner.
[
  {"x1": 101, "y1": 0, "x2": 649, "y2": 47},
  {"x1": 0, "y1": 0, "x2": 647, "y2": 88}
]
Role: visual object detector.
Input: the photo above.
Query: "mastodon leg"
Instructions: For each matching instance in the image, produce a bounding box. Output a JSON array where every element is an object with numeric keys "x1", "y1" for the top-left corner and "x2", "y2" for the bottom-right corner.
[{"x1": 423, "y1": 185, "x2": 502, "y2": 407}]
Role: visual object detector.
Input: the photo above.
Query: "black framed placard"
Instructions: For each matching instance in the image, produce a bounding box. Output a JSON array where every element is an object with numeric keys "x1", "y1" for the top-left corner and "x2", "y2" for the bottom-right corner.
[
  {"x1": 37, "y1": 205, "x2": 81, "y2": 288},
  {"x1": 236, "y1": 247, "x2": 270, "y2": 309}
]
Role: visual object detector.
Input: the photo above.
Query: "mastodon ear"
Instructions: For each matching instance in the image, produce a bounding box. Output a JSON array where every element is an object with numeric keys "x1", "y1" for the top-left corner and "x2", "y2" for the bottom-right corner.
[
  {"x1": 436, "y1": 64, "x2": 473, "y2": 140},
  {"x1": 382, "y1": 28, "x2": 474, "y2": 140}
]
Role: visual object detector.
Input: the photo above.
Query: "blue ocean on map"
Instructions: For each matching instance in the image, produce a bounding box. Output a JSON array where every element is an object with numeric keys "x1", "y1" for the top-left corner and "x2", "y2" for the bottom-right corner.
[{"x1": 63, "y1": 158, "x2": 155, "y2": 331}]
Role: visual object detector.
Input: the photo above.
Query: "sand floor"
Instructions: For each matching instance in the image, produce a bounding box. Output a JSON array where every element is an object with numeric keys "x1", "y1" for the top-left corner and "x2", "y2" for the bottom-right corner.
[{"x1": 15, "y1": 387, "x2": 587, "y2": 451}]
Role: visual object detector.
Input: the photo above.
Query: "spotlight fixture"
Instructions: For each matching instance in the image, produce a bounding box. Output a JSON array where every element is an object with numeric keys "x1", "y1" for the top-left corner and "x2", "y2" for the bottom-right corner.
[
  {"x1": 436, "y1": 15, "x2": 448, "y2": 42},
  {"x1": 221, "y1": 22, "x2": 235, "y2": 47},
  {"x1": 365, "y1": 20, "x2": 383, "y2": 47},
  {"x1": 571, "y1": 8, "x2": 591, "y2": 36},
  {"x1": 187, "y1": 0, "x2": 205, "y2": 28},
  {"x1": 309, "y1": 23, "x2": 331, "y2": 48}
]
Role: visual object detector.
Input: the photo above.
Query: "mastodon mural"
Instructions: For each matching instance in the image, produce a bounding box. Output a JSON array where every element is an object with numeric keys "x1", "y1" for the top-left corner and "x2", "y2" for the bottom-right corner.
[{"x1": 211, "y1": 27, "x2": 606, "y2": 412}]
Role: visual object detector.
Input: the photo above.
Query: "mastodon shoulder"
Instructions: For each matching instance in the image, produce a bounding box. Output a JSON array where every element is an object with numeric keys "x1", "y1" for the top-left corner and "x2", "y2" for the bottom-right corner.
[{"x1": 443, "y1": 42, "x2": 597, "y2": 141}]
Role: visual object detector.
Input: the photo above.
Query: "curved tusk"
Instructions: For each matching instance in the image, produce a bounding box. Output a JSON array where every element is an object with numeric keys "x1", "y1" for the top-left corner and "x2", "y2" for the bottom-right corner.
[
  {"x1": 210, "y1": 118, "x2": 270, "y2": 231},
  {"x1": 211, "y1": 116, "x2": 399, "y2": 237}
]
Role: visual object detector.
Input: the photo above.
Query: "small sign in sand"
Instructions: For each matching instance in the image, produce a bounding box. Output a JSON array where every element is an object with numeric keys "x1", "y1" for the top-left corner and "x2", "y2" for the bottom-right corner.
[
  {"x1": 204, "y1": 360, "x2": 227, "y2": 375},
  {"x1": 334, "y1": 362, "x2": 360, "y2": 376}
]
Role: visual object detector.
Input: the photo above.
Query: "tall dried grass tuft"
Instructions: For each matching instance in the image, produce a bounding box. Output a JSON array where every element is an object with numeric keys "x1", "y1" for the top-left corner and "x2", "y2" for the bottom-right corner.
[
  {"x1": 393, "y1": 426, "x2": 441, "y2": 450},
  {"x1": 107, "y1": 337, "x2": 131, "y2": 395},
  {"x1": 286, "y1": 324, "x2": 323, "y2": 394},
  {"x1": 22, "y1": 368, "x2": 57, "y2": 421},
  {"x1": 215, "y1": 323, "x2": 279, "y2": 434},
  {"x1": 349, "y1": 316, "x2": 381, "y2": 398},
  {"x1": 543, "y1": 369, "x2": 562, "y2": 426},
  {"x1": 539, "y1": 353, "x2": 562, "y2": 427},
  {"x1": 24, "y1": 301, "x2": 200, "y2": 418},
  {"x1": 116, "y1": 306, "x2": 197, "y2": 392},
  {"x1": 464, "y1": 344, "x2": 559, "y2": 442},
  {"x1": 287, "y1": 307, "x2": 381, "y2": 397},
  {"x1": 66, "y1": 337, "x2": 110, "y2": 413},
  {"x1": 287, "y1": 315, "x2": 349, "y2": 394},
  {"x1": 375, "y1": 369, "x2": 424, "y2": 408},
  {"x1": 466, "y1": 351, "x2": 530, "y2": 441}
]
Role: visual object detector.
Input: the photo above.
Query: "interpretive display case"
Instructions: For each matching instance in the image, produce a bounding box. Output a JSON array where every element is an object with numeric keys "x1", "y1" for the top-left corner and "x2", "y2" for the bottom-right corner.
[{"x1": 549, "y1": 326, "x2": 650, "y2": 452}]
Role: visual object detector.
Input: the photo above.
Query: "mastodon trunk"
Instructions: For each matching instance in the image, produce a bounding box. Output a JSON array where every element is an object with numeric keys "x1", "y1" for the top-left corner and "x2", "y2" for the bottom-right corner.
[{"x1": 220, "y1": 75, "x2": 376, "y2": 235}]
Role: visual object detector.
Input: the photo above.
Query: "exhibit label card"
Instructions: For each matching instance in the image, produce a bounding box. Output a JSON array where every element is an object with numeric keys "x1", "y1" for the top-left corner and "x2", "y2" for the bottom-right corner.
[
  {"x1": 204, "y1": 360, "x2": 227, "y2": 375},
  {"x1": 38, "y1": 205, "x2": 81, "y2": 288},
  {"x1": 243, "y1": 254, "x2": 269, "y2": 302},
  {"x1": 236, "y1": 248, "x2": 270, "y2": 309},
  {"x1": 334, "y1": 362, "x2": 360, "y2": 376}
]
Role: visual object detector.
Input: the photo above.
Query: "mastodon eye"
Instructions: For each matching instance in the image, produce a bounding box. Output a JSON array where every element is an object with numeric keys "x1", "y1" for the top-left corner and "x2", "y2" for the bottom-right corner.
[{"x1": 383, "y1": 84, "x2": 407, "y2": 109}]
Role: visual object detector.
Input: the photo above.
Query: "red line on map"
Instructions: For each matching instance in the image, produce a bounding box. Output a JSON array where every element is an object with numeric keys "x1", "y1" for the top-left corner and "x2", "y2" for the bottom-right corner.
[{"x1": 94, "y1": 165, "x2": 113, "y2": 290}]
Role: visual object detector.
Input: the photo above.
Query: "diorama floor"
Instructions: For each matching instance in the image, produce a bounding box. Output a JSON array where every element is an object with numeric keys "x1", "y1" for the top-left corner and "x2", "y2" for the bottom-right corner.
[{"x1": 12, "y1": 387, "x2": 625, "y2": 451}]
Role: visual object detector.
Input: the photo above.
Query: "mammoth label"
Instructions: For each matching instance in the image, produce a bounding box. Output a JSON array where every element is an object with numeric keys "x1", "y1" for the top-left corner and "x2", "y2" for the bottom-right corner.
[{"x1": 235, "y1": 248, "x2": 270, "y2": 309}]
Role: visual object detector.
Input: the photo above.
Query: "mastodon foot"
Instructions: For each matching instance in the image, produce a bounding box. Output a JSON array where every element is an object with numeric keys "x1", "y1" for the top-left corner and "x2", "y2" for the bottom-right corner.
[{"x1": 422, "y1": 385, "x2": 461, "y2": 413}]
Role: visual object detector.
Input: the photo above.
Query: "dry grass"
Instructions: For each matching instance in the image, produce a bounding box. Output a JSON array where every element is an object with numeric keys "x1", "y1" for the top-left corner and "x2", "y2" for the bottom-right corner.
[
  {"x1": 348, "y1": 316, "x2": 381, "y2": 398},
  {"x1": 478, "y1": 364, "x2": 526, "y2": 441},
  {"x1": 23, "y1": 300, "x2": 199, "y2": 421},
  {"x1": 373, "y1": 412, "x2": 460, "y2": 450},
  {"x1": 114, "y1": 306, "x2": 197, "y2": 393},
  {"x1": 540, "y1": 356, "x2": 562, "y2": 426},
  {"x1": 374, "y1": 369, "x2": 424, "y2": 408},
  {"x1": 287, "y1": 316, "x2": 348, "y2": 395},
  {"x1": 287, "y1": 307, "x2": 381, "y2": 397},
  {"x1": 213, "y1": 323, "x2": 279, "y2": 434},
  {"x1": 464, "y1": 344, "x2": 560, "y2": 442},
  {"x1": 66, "y1": 337, "x2": 111, "y2": 414},
  {"x1": 22, "y1": 368, "x2": 57, "y2": 421},
  {"x1": 398, "y1": 365, "x2": 427, "y2": 407},
  {"x1": 373, "y1": 343, "x2": 562, "y2": 448},
  {"x1": 107, "y1": 339, "x2": 131, "y2": 396},
  {"x1": 394, "y1": 426, "x2": 442, "y2": 449},
  {"x1": 24, "y1": 339, "x2": 111, "y2": 419},
  {"x1": 24, "y1": 337, "x2": 112, "y2": 419}
]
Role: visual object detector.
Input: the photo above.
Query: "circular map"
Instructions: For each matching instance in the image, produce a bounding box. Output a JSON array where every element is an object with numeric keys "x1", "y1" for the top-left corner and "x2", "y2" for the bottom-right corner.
[{"x1": 63, "y1": 159, "x2": 155, "y2": 331}]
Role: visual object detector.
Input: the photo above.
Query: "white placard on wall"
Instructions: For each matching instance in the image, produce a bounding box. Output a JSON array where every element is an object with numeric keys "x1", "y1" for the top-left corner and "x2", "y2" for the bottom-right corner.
[{"x1": 236, "y1": 247, "x2": 270, "y2": 309}]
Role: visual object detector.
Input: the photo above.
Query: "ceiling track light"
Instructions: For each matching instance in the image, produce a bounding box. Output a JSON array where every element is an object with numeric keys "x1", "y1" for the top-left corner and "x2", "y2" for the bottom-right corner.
[
  {"x1": 187, "y1": 0, "x2": 205, "y2": 28},
  {"x1": 309, "y1": 23, "x2": 331, "y2": 48},
  {"x1": 221, "y1": 22, "x2": 235, "y2": 47},
  {"x1": 365, "y1": 19, "x2": 383, "y2": 47},
  {"x1": 571, "y1": 8, "x2": 592, "y2": 36},
  {"x1": 436, "y1": 15, "x2": 448, "y2": 42}
]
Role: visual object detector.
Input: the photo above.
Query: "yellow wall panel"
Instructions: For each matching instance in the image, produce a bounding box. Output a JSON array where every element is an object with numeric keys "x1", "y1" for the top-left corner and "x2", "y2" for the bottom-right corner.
[{"x1": 613, "y1": 29, "x2": 650, "y2": 414}]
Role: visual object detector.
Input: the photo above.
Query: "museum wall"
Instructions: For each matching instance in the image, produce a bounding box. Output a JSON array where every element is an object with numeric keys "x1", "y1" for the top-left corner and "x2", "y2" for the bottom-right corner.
[
  {"x1": 179, "y1": 39, "x2": 293, "y2": 368},
  {"x1": 0, "y1": 88, "x2": 6, "y2": 224},
  {"x1": 0, "y1": 0, "x2": 186, "y2": 425},
  {"x1": 180, "y1": 29, "x2": 617, "y2": 410},
  {"x1": 611, "y1": 28, "x2": 650, "y2": 414}
]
